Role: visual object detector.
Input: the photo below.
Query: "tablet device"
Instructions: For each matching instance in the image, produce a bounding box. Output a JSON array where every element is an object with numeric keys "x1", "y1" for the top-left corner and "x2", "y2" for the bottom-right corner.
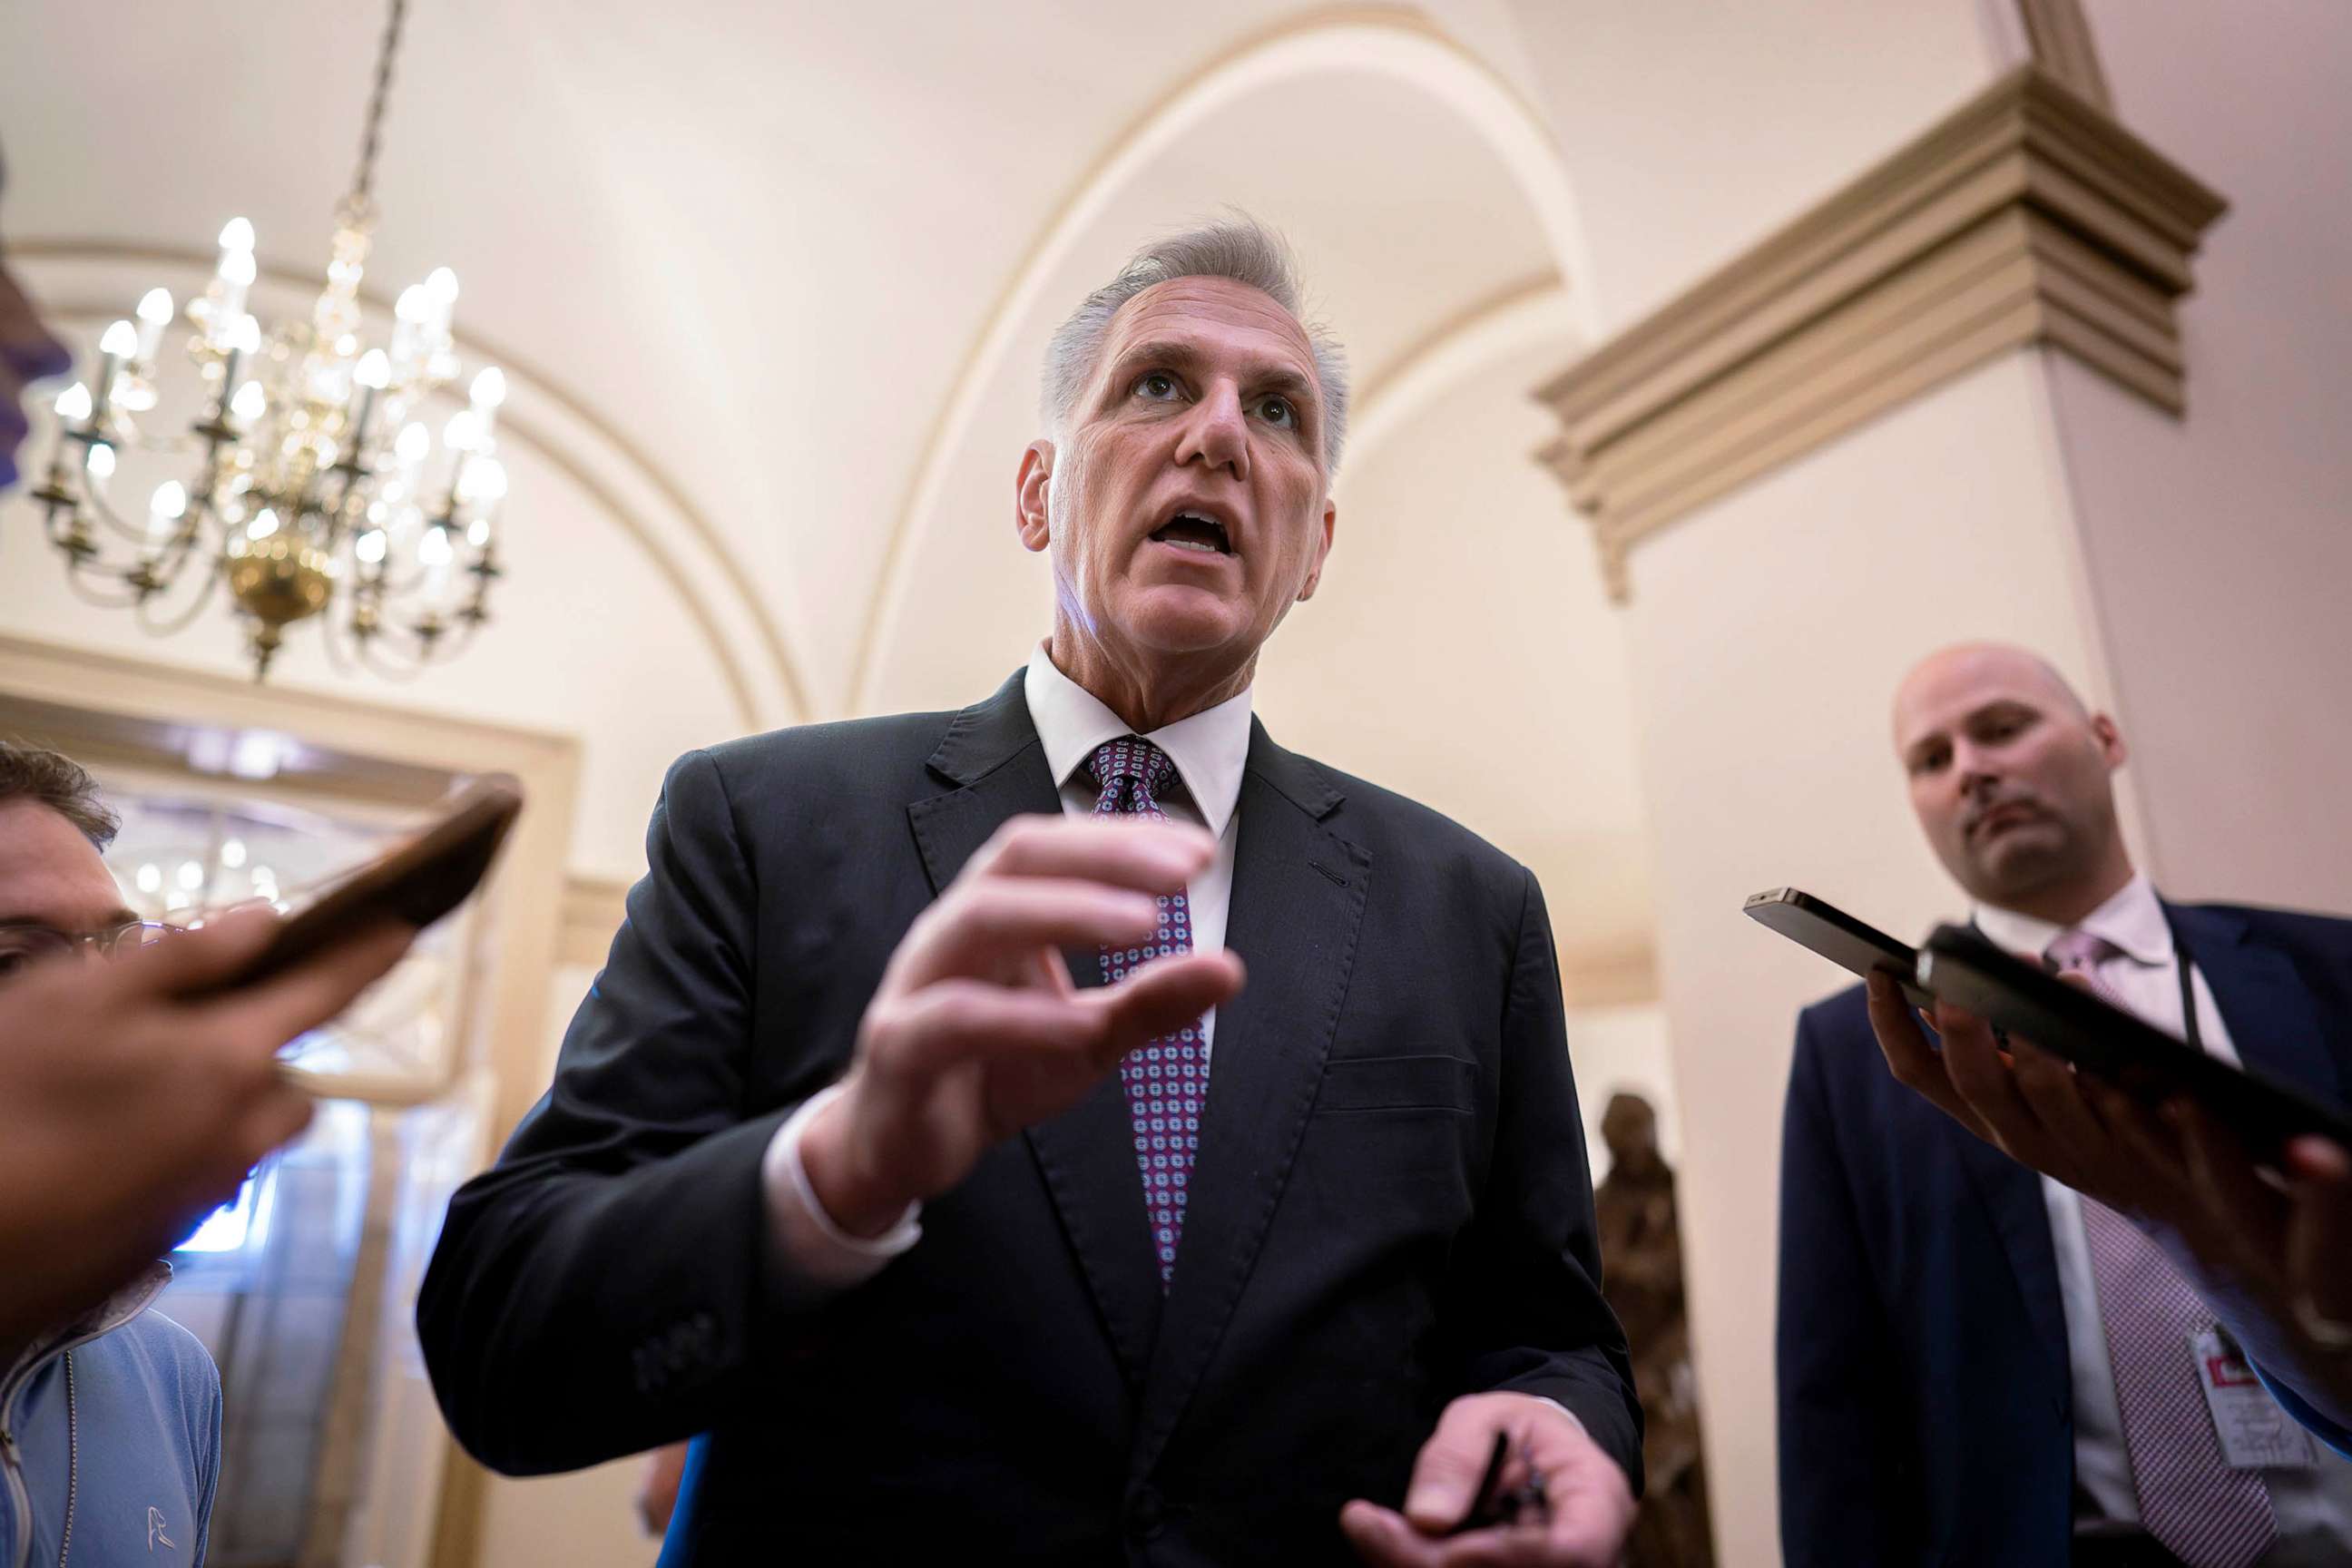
[
  {"x1": 1918, "y1": 924, "x2": 2352, "y2": 1157},
  {"x1": 1742, "y1": 887, "x2": 1935, "y2": 1009}
]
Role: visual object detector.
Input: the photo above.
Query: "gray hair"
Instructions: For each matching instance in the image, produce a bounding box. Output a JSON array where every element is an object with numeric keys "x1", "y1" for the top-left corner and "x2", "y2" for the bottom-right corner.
[{"x1": 1041, "y1": 217, "x2": 1350, "y2": 473}]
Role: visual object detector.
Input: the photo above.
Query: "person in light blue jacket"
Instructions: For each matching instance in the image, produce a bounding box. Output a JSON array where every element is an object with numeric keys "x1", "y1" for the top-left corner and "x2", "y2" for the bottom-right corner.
[
  {"x1": 1, "y1": 1263, "x2": 220, "y2": 1568},
  {"x1": 0, "y1": 748, "x2": 234, "y2": 1568}
]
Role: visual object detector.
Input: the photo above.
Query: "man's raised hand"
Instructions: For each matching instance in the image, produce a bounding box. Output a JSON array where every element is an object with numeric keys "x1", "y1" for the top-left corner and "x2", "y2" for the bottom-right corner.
[{"x1": 800, "y1": 815, "x2": 1245, "y2": 1236}]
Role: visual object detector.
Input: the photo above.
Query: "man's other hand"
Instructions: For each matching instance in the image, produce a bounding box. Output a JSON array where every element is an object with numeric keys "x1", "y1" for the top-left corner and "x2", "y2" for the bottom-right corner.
[
  {"x1": 800, "y1": 815, "x2": 1246, "y2": 1237},
  {"x1": 0, "y1": 905, "x2": 413, "y2": 1343},
  {"x1": 1340, "y1": 1391, "x2": 1635, "y2": 1567}
]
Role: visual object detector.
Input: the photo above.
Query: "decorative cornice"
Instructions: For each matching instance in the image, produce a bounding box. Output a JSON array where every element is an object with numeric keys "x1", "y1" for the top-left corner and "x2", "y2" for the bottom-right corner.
[{"x1": 1532, "y1": 64, "x2": 2226, "y2": 602}]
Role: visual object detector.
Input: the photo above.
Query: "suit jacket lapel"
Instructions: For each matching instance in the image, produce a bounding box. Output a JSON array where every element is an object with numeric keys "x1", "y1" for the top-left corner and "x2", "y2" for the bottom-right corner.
[
  {"x1": 1952, "y1": 1123, "x2": 2072, "y2": 1413},
  {"x1": 1132, "y1": 720, "x2": 1370, "y2": 1473},
  {"x1": 906, "y1": 669, "x2": 1164, "y2": 1388},
  {"x1": 2169, "y1": 902, "x2": 2343, "y2": 1105}
]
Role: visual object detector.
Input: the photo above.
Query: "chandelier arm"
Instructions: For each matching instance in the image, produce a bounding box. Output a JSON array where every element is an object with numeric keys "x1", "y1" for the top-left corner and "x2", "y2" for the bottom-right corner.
[
  {"x1": 138, "y1": 554, "x2": 226, "y2": 637},
  {"x1": 60, "y1": 561, "x2": 148, "y2": 612}
]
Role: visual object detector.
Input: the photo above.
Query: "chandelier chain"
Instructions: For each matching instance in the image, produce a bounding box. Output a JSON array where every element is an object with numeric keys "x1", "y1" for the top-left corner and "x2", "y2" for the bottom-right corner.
[{"x1": 348, "y1": 0, "x2": 410, "y2": 213}]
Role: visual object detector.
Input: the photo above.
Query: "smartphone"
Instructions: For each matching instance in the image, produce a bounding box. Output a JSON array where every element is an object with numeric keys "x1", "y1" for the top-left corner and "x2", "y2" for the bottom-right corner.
[
  {"x1": 1743, "y1": 887, "x2": 1936, "y2": 1009},
  {"x1": 221, "y1": 775, "x2": 523, "y2": 1104},
  {"x1": 1919, "y1": 924, "x2": 2352, "y2": 1156}
]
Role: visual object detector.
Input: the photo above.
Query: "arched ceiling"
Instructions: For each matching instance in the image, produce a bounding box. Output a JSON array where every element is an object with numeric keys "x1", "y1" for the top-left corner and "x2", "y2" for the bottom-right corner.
[{"x1": 0, "y1": 0, "x2": 1655, "y2": 989}]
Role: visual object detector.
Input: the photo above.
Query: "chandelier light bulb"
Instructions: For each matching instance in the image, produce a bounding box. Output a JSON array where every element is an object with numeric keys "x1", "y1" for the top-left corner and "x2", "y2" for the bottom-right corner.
[
  {"x1": 356, "y1": 348, "x2": 392, "y2": 390},
  {"x1": 417, "y1": 524, "x2": 454, "y2": 565},
  {"x1": 460, "y1": 456, "x2": 508, "y2": 505},
  {"x1": 230, "y1": 379, "x2": 268, "y2": 425},
  {"x1": 468, "y1": 367, "x2": 506, "y2": 409},
  {"x1": 249, "y1": 508, "x2": 279, "y2": 540},
  {"x1": 356, "y1": 527, "x2": 388, "y2": 564},
  {"x1": 221, "y1": 250, "x2": 258, "y2": 288},
  {"x1": 218, "y1": 217, "x2": 255, "y2": 252},
  {"x1": 395, "y1": 285, "x2": 430, "y2": 322},
  {"x1": 467, "y1": 516, "x2": 491, "y2": 547},
  {"x1": 150, "y1": 480, "x2": 188, "y2": 520},
  {"x1": 443, "y1": 410, "x2": 481, "y2": 453},
  {"x1": 54, "y1": 383, "x2": 92, "y2": 423},
  {"x1": 101, "y1": 319, "x2": 139, "y2": 359},
  {"x1": 224, "y1": 314, "x2": 261, "y2": 356},
  {"x1": 395, "y1": 421, "x2": 430, "y2": 466},
  {"x1": 85, "y1": 444, "x2": 116, "y2": 480},
  {"x1": 426, "y1": 267, "x2": 459, "y2": 305},
  {"x1": 135, "y1": 289, "x2": 174, "y2": 362}
]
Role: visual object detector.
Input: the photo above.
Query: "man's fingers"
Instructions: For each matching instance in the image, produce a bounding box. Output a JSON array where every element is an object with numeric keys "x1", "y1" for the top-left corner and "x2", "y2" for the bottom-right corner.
[
  {"x1": 1935, "y1": 1001, "x2": 2046, "y2": 1151},
  {"x1": 2006, "y1": 1039, "x2": 2109, "y2": 1161},
  {"x1": 1087, "y1": 950, "x2": 1245, "y2": 1069},
  {"x1": 1338, "y1": 1501, "x2": 1446, "y2": 1567},
  {"x1": 975, "y1": 814, "x2": 1216, "y2": 891},
  {"x1": 209, "y1": 919, "x2": 416, "y2": 1054},
  {"x1": 902, "y1": 879, "x2": 1161, "y2": 985},
  {"x1": 122, "y1": 904, "x2": 283, "y2": 993},
  {"x1": 1864, "y1": 974, "x2": 1983, "y2": 1135},
  {"x1": 884, "y1": 981, "x2": 1110, "y2": 1078},
  {"x1": 1399, "y1": 1398, "x2": 1507, "y2": 1533},
  {"x1": 2283, "y1": 1136, "x2": 2352, "y2": 1323}
]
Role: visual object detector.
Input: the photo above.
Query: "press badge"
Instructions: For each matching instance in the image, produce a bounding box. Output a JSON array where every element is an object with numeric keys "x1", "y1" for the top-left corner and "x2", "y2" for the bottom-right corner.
[{"x1": 2192, "y1": 1328, "x2": 2317, "y2": 1469}]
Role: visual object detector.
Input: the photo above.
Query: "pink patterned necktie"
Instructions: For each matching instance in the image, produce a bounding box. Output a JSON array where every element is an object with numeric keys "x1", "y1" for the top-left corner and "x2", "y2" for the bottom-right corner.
[
  {"x1": 1088, "y1": 737, "x2": 1207, "y2": 1289},
  {"x1": 2045, "y1": 929, "x2": 2275, "y2": 1568}
]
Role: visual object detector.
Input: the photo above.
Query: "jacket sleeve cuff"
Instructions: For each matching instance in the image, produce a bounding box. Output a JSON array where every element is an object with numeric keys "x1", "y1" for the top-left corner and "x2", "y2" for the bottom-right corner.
[{"x1": 760, "y1": 1085, "x2": 922, "y2": 1293}]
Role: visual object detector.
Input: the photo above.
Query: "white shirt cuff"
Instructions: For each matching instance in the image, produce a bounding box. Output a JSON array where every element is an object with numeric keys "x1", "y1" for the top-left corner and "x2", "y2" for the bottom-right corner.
[
  {"x1": 760, "y1": 1084, "x2": 922, "y2": 1294},
  {"x1": 1536, "y1": 1396, "x2": 1586, "y2": 1438}
]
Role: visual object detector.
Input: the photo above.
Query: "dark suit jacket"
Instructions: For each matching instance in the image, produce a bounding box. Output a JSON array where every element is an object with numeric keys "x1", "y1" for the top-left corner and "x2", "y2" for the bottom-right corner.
[
  {"x1": 418, "y1": 671, "x2": 1639, "y2": 1566},
  {"x1": 1775, "y1": 898, "x2": 2352, "y2": 1567}
]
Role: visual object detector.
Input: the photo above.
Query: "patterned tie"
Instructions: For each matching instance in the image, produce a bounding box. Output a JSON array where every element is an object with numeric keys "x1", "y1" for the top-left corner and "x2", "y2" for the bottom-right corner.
[
  {"x1": 1088, "y1": 736, "x2": 1208, "y2": 1289},
  {"x1": 2046, "y1": 929, "x2": 2276, "y2": 1568}
]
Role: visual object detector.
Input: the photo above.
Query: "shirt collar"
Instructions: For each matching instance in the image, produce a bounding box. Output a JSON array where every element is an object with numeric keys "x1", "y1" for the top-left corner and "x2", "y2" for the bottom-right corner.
[
  {"x1": 1973, "y1": 871, "x2": 2171, "y2": 966},
  {"x1": 1023, "y1": 643, "x2": 1253, "y2": 840}
]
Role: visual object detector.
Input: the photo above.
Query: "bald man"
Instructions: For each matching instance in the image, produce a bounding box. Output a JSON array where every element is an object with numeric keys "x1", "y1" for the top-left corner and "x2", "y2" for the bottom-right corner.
[{"x1": 1775, "y1": 643, "x2": 2352, "y2": 1568}]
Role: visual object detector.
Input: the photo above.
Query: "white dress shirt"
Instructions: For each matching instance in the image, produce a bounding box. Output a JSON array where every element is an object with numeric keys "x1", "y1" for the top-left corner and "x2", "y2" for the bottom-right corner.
[
  {"x1": 757, "y1": 646, "x2": 1253, "y2": 1289},
  {"x1": 1975, "y1": 874, "x2": 2352, "y2": 1561}
]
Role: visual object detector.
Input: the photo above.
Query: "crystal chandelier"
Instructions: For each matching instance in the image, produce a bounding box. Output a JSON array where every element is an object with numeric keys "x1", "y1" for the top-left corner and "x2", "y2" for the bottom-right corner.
[{"x1": 22, "y1": 0, "x2": 509, "y2": 681}]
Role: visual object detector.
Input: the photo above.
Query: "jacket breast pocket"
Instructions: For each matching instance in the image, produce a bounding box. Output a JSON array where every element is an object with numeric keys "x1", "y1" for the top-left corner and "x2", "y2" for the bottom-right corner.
[{"x1": 1313, "y1": 1054, "x2": 1479, "y2": 1115}]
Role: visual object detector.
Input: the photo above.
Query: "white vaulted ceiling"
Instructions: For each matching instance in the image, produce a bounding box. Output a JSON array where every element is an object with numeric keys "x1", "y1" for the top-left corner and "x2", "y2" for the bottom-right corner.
[{"x1": 0, "y1": 0, "x2": 1654, "y2": 990}]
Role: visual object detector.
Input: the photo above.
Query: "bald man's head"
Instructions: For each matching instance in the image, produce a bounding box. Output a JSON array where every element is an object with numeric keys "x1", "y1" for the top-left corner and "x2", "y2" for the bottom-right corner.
[{"x1": 1892, "y1": 642, "x2": 2134, "y2": 922}]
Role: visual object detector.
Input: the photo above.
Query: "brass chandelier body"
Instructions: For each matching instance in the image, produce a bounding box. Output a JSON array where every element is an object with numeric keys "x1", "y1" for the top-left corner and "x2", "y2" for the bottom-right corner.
[{"x1": 24, "y1": 0, "x2": 509, "y2": 681}]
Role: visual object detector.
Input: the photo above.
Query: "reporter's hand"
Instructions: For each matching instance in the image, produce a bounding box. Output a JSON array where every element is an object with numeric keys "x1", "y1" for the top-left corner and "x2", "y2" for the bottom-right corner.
[
  {"x1": 0, "y1": 906, "x2": 414, "y2": 1343},
  {"x1": 1339, "y1": 1391, "x2": 1635, "y2": 1567},
  {"x1": 1864, "y1": 970, "x2": 2165, "y2": 1214},
  {"x1": 799, "y1": 816, "x2": 1245, "y2": 1236}
]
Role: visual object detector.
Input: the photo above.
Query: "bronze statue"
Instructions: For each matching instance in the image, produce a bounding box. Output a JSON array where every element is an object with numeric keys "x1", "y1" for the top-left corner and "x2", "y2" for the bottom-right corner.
[{"x1": 1595, "y1": 1092, "x2": 1714, "y2": 1566}]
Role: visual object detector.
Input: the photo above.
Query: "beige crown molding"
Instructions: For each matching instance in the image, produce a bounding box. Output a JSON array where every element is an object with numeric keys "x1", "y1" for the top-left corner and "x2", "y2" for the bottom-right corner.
[{"x1": 1532, "y1": 64, "x2": 2225, "y2": 603}]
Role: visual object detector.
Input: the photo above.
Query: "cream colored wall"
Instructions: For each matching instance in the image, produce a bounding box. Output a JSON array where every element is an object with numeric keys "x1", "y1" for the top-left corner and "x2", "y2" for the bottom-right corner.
[
  {"x1": 1566, "y1": 1004, "x2": 1679, "y2": 1179},
  {"x1": 2049, "y1": 0, "x2": 2352, "y2": 915},
  {"x1": 1617, "y1": 351, "x2": 2112, "y2": 1565},
  {"x1": 1504, "y1": 0, "x2": 2005, "y2": 331},
  {"x1": 475, "y1": 1457, "x2": 659, "y2": 1568}
]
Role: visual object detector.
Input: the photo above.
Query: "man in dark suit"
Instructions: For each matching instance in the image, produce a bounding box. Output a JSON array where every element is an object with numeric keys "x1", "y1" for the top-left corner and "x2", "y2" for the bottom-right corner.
[
  {"x1": 418, "y1": 218, "x2": 1640, "y2": 1566},
  {"x1": 1777, "y1": 642, "x2": 2352, "y2": 1566}
]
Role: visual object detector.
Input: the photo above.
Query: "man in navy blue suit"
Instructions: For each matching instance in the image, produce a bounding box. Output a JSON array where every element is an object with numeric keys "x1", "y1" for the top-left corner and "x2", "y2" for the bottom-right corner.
[{"x1": 1776, "y1": 642, "x2": 2352, "y2": 1567}]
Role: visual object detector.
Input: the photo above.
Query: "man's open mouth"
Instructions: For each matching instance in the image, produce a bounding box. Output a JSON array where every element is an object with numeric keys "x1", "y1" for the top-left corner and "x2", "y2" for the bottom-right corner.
[{"x1": 1150, "y1": 512, "x2": 1234, "y2": 556}]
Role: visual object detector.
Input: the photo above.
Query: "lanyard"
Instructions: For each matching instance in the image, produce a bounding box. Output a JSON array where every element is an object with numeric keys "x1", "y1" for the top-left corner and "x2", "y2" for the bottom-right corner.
[{"x1": 2172, "y1": 936, "x2": 2204, "y2": 1054}]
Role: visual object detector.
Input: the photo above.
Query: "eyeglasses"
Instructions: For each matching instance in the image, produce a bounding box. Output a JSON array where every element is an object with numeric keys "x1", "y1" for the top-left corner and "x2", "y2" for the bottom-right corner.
[{"x1": 0, "y1": 919, "x2": 177, "y2": 977}]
